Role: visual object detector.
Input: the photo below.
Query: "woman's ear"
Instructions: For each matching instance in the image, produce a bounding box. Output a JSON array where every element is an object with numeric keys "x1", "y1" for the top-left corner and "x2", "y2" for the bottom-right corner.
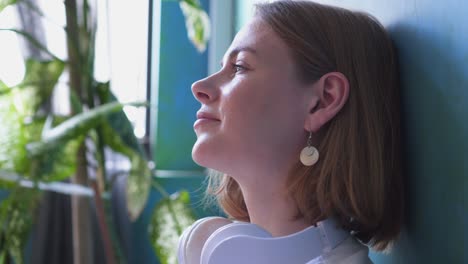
[{"x1": 304, "y1": 72, "x2": 349, "y2": 132}]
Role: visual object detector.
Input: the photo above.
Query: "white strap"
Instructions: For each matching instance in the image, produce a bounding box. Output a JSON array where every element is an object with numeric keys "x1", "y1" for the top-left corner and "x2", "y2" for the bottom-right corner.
[
  {"x1": 317, "y1": 218, "x2": 349, "y2": 252},
  {"x1": 178, "y1": 217, "x2": 233, "y2": 264},
  {"x1": 205, "y1": 218, "x2": 349, "y2": 264},
  {"x1": 179, "y1": 217, "x2": 349, "y2": 264}
]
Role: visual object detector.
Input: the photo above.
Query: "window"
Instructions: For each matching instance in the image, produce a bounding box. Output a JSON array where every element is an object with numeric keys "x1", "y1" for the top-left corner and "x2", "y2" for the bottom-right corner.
[
  {"x1": 97, "y1": 0, "x2": 149, "y2": 139},
  {"x1": 0, "y1": 0, "x2": 148, "y2": 139}
]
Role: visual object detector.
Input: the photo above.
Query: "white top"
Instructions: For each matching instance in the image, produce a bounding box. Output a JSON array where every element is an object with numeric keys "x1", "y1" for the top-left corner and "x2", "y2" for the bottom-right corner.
[{"x1": 178, "y1": 217, "x2": 373, "y2": 264}]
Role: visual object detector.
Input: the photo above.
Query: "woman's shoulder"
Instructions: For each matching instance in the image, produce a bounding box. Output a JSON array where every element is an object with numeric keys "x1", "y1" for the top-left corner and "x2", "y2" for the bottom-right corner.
[{"x1": 178, "y1": 216, "x2": 233, "y2": 264}]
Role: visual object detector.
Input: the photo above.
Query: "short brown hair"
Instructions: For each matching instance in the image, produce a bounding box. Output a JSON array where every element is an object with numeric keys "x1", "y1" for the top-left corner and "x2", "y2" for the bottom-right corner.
[{"x1": 207, "y1": 0, "x2": 403, "y2": 251}]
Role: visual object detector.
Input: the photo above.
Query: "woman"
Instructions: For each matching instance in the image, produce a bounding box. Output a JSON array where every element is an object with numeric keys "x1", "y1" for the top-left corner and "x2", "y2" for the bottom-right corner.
[{"x1": 179, "y1": 1, "x2": 403, "y2": 263}]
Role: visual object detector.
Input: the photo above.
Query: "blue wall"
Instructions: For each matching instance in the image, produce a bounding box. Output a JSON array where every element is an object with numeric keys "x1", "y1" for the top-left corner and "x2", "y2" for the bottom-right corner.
[
  {"x1": 151, "y1": 0, "x2": 209, "y2": 171},
  {"x1": 236, "y1": 0, "x2": 468, "y2": 263}
]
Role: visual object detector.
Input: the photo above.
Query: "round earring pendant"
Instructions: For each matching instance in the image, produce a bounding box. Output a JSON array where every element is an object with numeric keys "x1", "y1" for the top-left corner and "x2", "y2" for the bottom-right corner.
[{"x1": 300, "y1": 146, "x2": 319, "y2": 166}]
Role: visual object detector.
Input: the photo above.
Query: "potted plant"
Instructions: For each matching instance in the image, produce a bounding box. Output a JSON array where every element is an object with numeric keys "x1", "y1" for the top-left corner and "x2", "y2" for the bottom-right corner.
[{"x1": 0, "y1": 0, "x2": 210, "y2": 263}]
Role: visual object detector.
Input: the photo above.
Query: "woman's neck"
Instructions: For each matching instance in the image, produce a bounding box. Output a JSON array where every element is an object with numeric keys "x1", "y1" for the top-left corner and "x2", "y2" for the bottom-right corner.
[{"x1": 240, "y1": 182, "x2": 311, "y2": 237}]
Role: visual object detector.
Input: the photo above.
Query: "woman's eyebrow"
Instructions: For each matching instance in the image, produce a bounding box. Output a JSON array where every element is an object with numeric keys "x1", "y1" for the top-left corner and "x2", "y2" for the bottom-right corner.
[
  {"x1": 220, "y1": 46, "x2": 258, "y2": 66},
  {"x1": 230, "y1": 46, "x2": 257, "y2": 56}
]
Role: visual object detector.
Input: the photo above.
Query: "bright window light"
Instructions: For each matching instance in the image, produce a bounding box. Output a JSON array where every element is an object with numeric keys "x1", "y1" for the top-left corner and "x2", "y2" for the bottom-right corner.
[{"x1": 0, "y1": 0, "x2": 149, "y2": 139}]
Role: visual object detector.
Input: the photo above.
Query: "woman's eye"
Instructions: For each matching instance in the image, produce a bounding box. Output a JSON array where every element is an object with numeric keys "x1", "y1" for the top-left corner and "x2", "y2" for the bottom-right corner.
[{"x1": 233, "y1": 64, "x2": 246, "y2": 73}]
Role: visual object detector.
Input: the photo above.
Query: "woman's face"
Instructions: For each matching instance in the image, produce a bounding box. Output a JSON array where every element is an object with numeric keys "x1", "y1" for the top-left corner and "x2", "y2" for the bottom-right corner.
[{"x1": 191, "y1": 17, "x2": 312, "y2": 182}]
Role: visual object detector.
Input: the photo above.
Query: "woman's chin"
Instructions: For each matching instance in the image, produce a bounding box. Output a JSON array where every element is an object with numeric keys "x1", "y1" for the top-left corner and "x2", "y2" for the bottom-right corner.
[
  {"x1": 192, "y1": 143, "x2": 213, "y2": 168},
  {"x1": 192, "y1": 145, "x2": 229, "y2": 174},
  {"x1": 191, "y1": 154, "x2": 206, "y2": 167}
]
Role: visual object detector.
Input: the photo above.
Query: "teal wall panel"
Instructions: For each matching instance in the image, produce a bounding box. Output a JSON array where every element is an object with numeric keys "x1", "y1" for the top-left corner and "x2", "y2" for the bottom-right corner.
[
  {"x1": 236, "y1": 0, "x2": 468, "y2": 263},
  {"x1": 152, "y1": 0, "x2": 209, "y2": 170}
]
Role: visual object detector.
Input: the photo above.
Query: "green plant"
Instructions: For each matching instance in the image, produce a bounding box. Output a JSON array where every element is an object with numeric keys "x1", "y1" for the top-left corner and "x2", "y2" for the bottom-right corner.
[{"x1": 0, "y1": 0, "x2": 209, "y2": 263}]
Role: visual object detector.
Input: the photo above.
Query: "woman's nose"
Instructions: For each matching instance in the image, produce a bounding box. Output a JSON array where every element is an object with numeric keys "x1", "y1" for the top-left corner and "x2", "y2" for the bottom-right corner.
[{"x1": 191, "y1": 75, "x2": 219, "y2": 103}]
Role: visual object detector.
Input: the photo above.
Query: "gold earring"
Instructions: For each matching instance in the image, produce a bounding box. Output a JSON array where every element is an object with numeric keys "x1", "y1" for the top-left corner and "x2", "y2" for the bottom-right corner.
[{"x1": 300, "y1": 131, "x2": 319, "y2": 166}]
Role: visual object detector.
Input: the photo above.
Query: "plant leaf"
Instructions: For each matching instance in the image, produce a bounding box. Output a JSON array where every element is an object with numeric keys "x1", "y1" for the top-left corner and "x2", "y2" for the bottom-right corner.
[
  {"x1": 0, "y1": 58, "x2": 65, "y2": 182},
  {"x1": 0, "y1": 0, "x2": 16, "y2": 13},
  {"x1": 96, "y1": 82, "x2": 151, "y2": 220},
  {"x1": 0, "y1": 105, "x2": 80, "y2": 184},
  {"x1": 148, "y1": 191, "x2": 196, "y2": 264},
  {"x1": 26, "y1": 103, "x2": 129, "y2": 184},
  {"x1": 26, "y1": 101, "x2": 146, "y2": 157},
  {"x1": 29, "y1": 117, "x2": 83, "y2": 181},
  {"x1": 0, "y1": 80, "x2": 8, "y2": 95},
  {"x1": 179, "y1": 0, "x2": 210, "y2": 53},
  {"x1": 0, "y1": 91, "x2": 43, "y2": 179},
  {"x1": 103, "y1": 125, "x2": 151, "y2": 221},
  {"x1": 11, "y1": 58, "x2": 65, "y2": 116},
  {"x1": 0, "y1": 170, "x2": 94, "y2": 196},
  {"x1": 181, "y1": 0, "x2": 200, "y2": 8},
  {"x1": 99, "y1": 120, "x2": 151, "y2": 221},
  {"x1": 126, "y1": 155, "x2": 152, "y2": 221},
  {"x1": 0, "y1": 95, "x2": 29, "y2": 174},
  {"x1": 1, "y1": 67, "x2": 81, "y2": 183},
  {"x1": 96, "y1": 82, "x2": 146, "y2": 157},
  {"x1": 0, "y1": 187, "x2": 41, "y2": 264}
]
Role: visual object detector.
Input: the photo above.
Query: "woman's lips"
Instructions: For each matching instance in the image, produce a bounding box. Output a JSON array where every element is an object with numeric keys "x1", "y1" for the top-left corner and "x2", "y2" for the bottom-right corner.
[
  {"x1": 196, "y1": 111, "x2": 220, "y2": 120},
  {"x1": 194, "y1": 111, "x2": 220, "y2": 129}
]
